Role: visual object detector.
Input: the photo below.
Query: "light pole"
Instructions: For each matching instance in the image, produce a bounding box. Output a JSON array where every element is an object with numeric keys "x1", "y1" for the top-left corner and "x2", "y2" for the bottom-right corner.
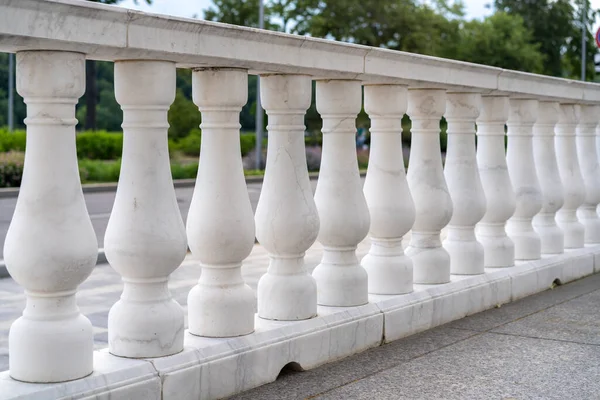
[
  {"x1": 581, "y1": 0, "x2": 587, "y2": 81},
  {"x1": 8, "y1": 53, "x2": 14, "y2": 132},
  {"x1": 255, "y1": 0, "x2": 265, "y2": 170}
]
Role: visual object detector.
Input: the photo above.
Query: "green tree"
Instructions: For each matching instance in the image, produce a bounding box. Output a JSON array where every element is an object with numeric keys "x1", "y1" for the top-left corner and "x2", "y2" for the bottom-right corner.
[
  {"x1": 204, "y1": 0, "x2": 279, "y2": 29},
  {"x1": 455, "y1": 12, "x2": 545, "y2": 73},
  {"x1": 494, "y1": 0, "x2": 594, "y2": 79}
]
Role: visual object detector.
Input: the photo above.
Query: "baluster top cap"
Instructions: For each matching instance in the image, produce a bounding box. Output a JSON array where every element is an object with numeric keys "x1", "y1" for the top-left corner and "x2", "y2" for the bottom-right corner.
[
  {"x1": 508, "y1": 98, "x2": 538, "y2": 124},
  {"x1": 315, "y1": 80, "x2": 362, "y2": 115},
  {"x1": 363, "y1": 84, "x2": 408, "y2": 116},
  {"x1": 17, "y1": 51, "x2": 85, "y2": 99},
  {"x1": 260, "y1": 74, "x2": 311, "y2": 111},
  {"x1": 407, "y1": 88, "x2": 446, "y2": 118},
  {"x1": 477, "y1": 96, "x2": 509, "y2": 123}
]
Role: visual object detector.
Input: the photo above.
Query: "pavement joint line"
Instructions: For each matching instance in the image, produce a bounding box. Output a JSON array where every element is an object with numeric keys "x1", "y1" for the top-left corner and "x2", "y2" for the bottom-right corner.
[
  {"x1": 484, "y1": 330, "x2": 600, "y2": 348},
  {"x1": 303, "y1": 276, "x2": 600, "y2": 399}
]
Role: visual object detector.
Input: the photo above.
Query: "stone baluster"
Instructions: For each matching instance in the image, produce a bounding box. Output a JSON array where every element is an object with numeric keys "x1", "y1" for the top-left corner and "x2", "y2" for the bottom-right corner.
[
  {"x1": 576, "y1": 105, "x2": 600, "y2": 244},
  {"x1": 187, "y1": 68, "x2": 255, "y2": 337},
  {"x1": 104, "y1": 61, "x2": 187, "y2": 357},
  {"x1": 4, "y1": 51, "x2": 97, "y2": 382},
  {"x1": 555, "y1": 104, "x2": 586, "y2": 248},
  {"x1": 531, "y1": 101, "x2": 564, "y2": 254},
  {"x1": 406, "y1": 89, "x2": 453, "y2": 284},
  {"x1": 255, "y1": 74, "x2": 319, "y2": 320},
  {"x1": 361, "y1": 84, "x2": 415, "y2": 295},
  {"x1": 506, "y1": 99, "x2": 542, "y2": 260},
  {"x1": 313, "y1": 80, "x2": 369, "y2": 306},
  {"x1": 443, "y1": 93, "x2": 486, "y2": 275},
  {"x1": 475, "y1": 96, "x2": 516, "y2": 267}
]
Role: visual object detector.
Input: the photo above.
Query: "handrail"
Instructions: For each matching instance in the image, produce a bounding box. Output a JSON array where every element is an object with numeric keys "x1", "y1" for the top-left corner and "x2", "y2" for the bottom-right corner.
[{"x1": 0, "y1": 0, "x2": 599, "y2": 102}]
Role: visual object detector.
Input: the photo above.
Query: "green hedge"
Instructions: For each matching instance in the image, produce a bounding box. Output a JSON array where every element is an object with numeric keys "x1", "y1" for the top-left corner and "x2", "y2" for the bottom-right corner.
[
  {"x1": 0, "y1": 151, "x2": 24, "y2": 187},
  {"x1": 0, "y1": 129, "x2": 259, "y2": 160}
]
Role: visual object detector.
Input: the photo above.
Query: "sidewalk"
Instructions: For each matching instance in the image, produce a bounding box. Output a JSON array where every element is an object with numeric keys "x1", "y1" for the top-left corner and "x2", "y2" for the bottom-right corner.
[{"x1": 233, "y1": 272, "x2": 600, "y2": 400}]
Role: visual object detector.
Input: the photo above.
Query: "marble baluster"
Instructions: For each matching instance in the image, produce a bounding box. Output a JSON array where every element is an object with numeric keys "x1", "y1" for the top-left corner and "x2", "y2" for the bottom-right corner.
[
  {"x1": 4, "y1": 51, "x2": 97, "y2": 382},
  {"x1": 313, "y1": 80, "x2": 369, "y2": 307},
  {"x1": 506, "y1": 99, "x2": 542, "y2": 260},
  {"x1": 406, "y1": 89, "x2": 453, "y2": 284},
  {"x1": 532, "y1": 101, "x2": 564, "y2": 254},
  {"x1": 475, "y1": 96, "x2": 516, "y2": 267},
  {"x1": 255, "y1": 74, "x2": 319, "y2": 320},
  {"x1": 555, "y1": 104, "x2": 586, "y2": 248},
  {"x1": 105, "y1": 61, "x2": 187, "y2": 357},
  {"x1": 443, "y1": 92, "x2": 486, "y2": 275},
  {"x1": 576, "y1": 105, "x2": 600, "y2": 244},
  {"x1": 361, "y1": 84, "x2": 415, "y2": 295},
  {"x1": 187, "y1": 68, "x2": 255, "y2": 337}
]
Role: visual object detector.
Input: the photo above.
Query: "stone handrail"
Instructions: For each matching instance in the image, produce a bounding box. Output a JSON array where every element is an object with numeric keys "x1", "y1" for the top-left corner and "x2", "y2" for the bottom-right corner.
[{"x1": 1, "y1": 0, "x2": 600, "y2": 399}]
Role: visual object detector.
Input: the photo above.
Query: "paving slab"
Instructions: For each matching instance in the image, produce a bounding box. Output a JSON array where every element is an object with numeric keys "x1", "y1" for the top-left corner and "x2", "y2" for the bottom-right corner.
[
  {"x1": 492, "y1": 289, "x2": 600, "y2": 345},
  {"x1": 447, "y1": 272, "x2": 600, "y2": 332},
  {"x1": 235, "y1": 273, "x2": 600, "y2": 400},
  {"x1": 315, "y1": 332, "x2": 600, "y2": 400}
]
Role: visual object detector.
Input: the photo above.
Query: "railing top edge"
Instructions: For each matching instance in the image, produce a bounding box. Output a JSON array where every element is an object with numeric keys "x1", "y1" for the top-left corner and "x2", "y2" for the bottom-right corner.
[{"x1": 0, "y1": 0, "x2": 599, "y2": 103}]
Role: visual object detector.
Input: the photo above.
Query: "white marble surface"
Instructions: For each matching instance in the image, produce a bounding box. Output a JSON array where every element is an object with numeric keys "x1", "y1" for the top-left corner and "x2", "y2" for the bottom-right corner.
[
  {"x1": 2, "y1": 245, "x2": 599, "y2": 399},
  {"x1": 406, "y1": 89, "x2": 453, "y2": 284},
  {"x1": 532, "y1": 101, "x2": 564, "y2": 254},
  {"x1": 556, "y1": 104, "x2": 586, "y2": 249},
  {"x1": 475, "y1": 96, "x2": 516, "y2": 267},
  {"x1": 2, "y1": 0, "x2": 600, "y2": 101},
  {"x1": 576, "y1": 105, "x2": 600, "y2": 244},
  {"x1": 255, "y1": 74, "x2": 319, "y2": 321},
  {"x1": 186, "y1": 69, "x2": 256, "y2": 337},
  {"x1": 361, "y1": 84, "x2": 415, "y2": 295},
  {"x1": 4, "y1": 51, "x2": 98, "y2": 383},
  {"x1": 506, "y1": 99, "x2": 543, "y2": 260},
  {"x1": 312, "y1": 80, "x2": 370, "y2": 307},
  {"x1": 105, "y1": 60, "x2": 187, "y2": 358},
  {"x1": 443, "y1": 93, "x2": 486, "y2": 275}
]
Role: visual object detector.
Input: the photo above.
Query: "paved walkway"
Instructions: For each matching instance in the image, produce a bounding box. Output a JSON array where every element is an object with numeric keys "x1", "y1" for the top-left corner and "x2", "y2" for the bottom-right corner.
[{"x1": 233, "y1": 272, "x2": 600, "y2": 400}]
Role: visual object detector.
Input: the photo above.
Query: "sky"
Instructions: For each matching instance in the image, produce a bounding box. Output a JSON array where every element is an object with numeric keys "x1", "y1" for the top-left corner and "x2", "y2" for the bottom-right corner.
[{"x1": 118, "y1": 0, "x2": 600, "y2": 30}]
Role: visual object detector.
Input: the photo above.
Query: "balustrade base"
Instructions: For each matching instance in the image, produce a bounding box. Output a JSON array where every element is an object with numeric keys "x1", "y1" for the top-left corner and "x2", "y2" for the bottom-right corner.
[{"x1": 1, "y1": 246, "x2": 599, "y2": 400}]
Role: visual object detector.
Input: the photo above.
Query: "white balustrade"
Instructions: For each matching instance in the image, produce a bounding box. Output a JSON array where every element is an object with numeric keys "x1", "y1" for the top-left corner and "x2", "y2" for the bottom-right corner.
[
  {"x1": 186, "y1": 68, "x2": 256, "y2": 337},
  {"x1": 443, "y1": 93, "x2": 486, "y2": 275},
  {"x1": 104, "y1": 61, "x2": 187, "y2": 357},
  {"x1": 361, "y1": 84, "x2": 415, "y2": 294},
  {"x1": 4, "y1": 51, "x2": 98, "y2": 382},
  {"x1": 576, "y1": 105, "x2": 600, "y2": 244},
  {"x1": 313, "y1": 80, "x2": 370, "y2": 306},
  {"x1": 555, "y1": 104, "x2": 586, "y2": 249},
  {"x1": 475, "y1": 96, "x2": 516, "y2": 267},
  {"x1": 255, "y1": 74, "x2": 319, "y2": 320},
  {"x1": 532, "y1": 101, "x2": 564, "y2": 254},
  {"x1": 406, "y1": 89, "x2": 453, "y2": 284},
  {"x1": 506, "y1": 99, "x2": 542, "y2": 260}
]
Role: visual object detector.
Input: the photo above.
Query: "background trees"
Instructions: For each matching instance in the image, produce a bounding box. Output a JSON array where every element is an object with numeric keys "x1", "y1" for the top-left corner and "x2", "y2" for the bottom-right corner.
[{"x1": 0, "y1": 0, "x2": 598, "y2": 133}]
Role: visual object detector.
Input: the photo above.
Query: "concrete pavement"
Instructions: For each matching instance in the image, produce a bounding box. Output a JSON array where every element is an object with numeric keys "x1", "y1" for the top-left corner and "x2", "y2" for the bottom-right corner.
[{"x1": 232, "y1": 272, "x2": 600, "y2": 400}]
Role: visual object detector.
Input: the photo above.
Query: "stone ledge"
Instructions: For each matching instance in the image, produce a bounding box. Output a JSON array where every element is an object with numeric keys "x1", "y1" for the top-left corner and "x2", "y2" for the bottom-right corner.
[{"x1": 1, "y1": 246, "x2": 598, "y2": 400}]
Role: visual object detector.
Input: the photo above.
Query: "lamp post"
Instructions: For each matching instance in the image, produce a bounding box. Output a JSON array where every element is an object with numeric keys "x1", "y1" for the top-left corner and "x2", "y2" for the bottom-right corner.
[
  {"x1": 8, "y1": 53, "x2": 14, "y2": 132},
  {"x1": 255, "y1": 0, "x2": 265, "y2": 169}
]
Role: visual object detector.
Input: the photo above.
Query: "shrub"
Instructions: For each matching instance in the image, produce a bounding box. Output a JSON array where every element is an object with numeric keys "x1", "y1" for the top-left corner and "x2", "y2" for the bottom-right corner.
[
  {"x1": 171, "y1": 162, "x2": 198, "y2": 180},
  {"x1": 0, "y1": 129, "x2": 27, "y2": 152},
  {"x1": 176, "y1": 128, "x2": 201, "y2": 157},
  {"x1": 0, "y1": 151, "x2": 24, "y2": 188},
  {"x1": 78, "y1": 159, "x2": 121, "y2": 183},
  {"x1": 240, "y1": 133, "x2": 256, "y2": 156},
  {"x1": 76, "y1": 131, "x2": 123, "y2": 160}
]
